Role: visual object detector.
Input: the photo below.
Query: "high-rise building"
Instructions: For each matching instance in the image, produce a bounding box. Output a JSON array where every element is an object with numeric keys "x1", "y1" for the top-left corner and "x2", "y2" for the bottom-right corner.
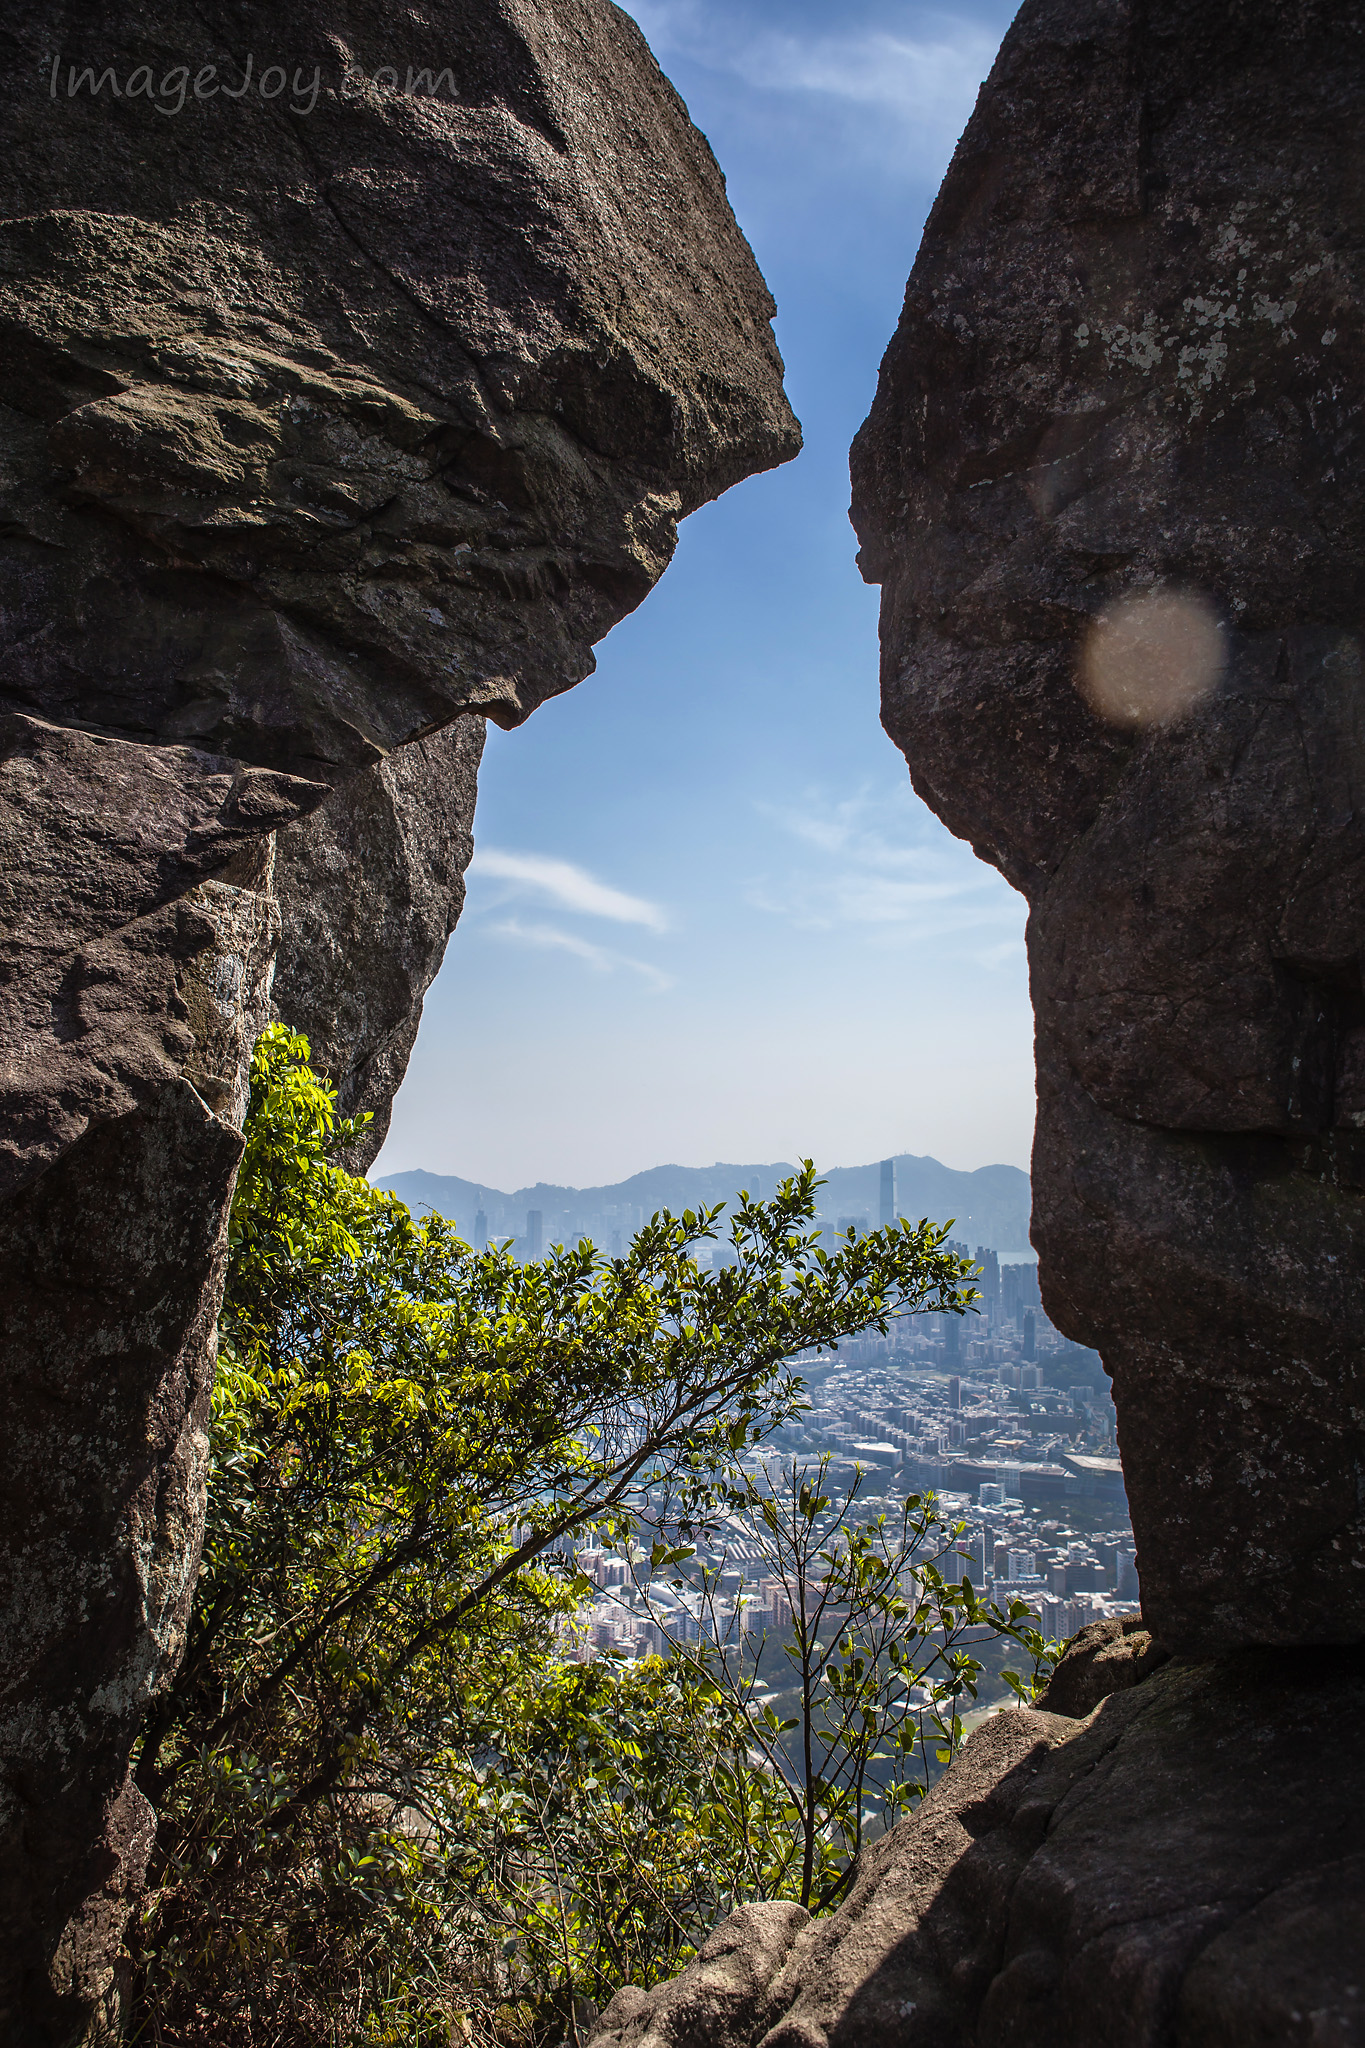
[
  {"x1": 1022, "y1": 1309, "x2": 1037, "y2": 1360},
  {"x1": 473, "y1": 1195, "x2": 487, "y2": 1250},
  {"x1": 879, "y1": 1158, "x2": 897, "y2": 1228},
  {"x1": 526, "y1": 1209, "x2": 543, "y2": 1259},
  {"x1": 1117, "y1": 1549, "x2": 1139, "y2": 1599},
  {"x1": 1001, "y1": 1261, "x2": 1041, "y2": 1326},
  {"x1": 952, "y1": 1530, "x2": 988, "y2": 1585},
  {"x1": 837, "y1": 1215, "x2": 867, "y2": 1238},
  {"x1": 975, "y1": 1246, "x2": 1001, "y2": 1321},
  {"x1": 948, "y1": 1375, "x2": 962, "y2": 1410},
  {"x1": 611, "y1": 1229, "x2": 622, "y2": 1257}
]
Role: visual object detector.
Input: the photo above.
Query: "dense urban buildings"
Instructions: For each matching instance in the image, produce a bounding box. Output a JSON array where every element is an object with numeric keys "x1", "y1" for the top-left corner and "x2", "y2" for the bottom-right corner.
[
  {"x1": 401, "y1": 1165, "x2": 1134, "y2": 1693},
  {"x1": 571, "y1": 1256, "x2": 1136, "y2": 1682}
]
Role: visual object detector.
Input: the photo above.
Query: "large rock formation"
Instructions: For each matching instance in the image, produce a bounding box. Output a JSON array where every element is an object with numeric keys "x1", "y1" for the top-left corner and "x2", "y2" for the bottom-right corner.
[
  {"x1": 0, "y1": 4, "x2": 798, "y2": 2037},
  {"x1": 851, "y1": 0, "x2": 1365, "y2": 1653},
  {"x1": 589, "y1": 1629, "x2": 1365, "y2": 2048}
]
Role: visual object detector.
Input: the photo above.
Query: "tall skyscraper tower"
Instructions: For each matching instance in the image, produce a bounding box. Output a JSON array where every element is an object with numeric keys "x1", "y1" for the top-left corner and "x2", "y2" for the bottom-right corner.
[
  {"x1": 526, "y1": 1209, "x2": 543, "y2": 1259},
  {"x1": 474, "y1": 1193, "x2": 487, "y2": 1250},
  {"x1": 879, "y1": 1157, "x2": 896, "y2": 1228},
  {"x1": 975, "y1": 1246, "x2": 1001, "y2": 1322}
]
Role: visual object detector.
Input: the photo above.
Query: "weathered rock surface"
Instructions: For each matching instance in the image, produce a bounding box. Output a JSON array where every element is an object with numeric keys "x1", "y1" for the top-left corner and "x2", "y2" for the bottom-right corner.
[
  {"x1": 594, "y1": 1903, "x2": 812, "y2": 2048},
  {"x1": 0, "y1": 3, "x2": 797, "y2": 2036},
  {"x1": 1034, "y1": 1614, "x2": 1170, "y2": 1718},
  {"x1": 850, "y1": 0, "x2": 1365, "y2": 1650},
  {"x1": 591, "y1": 1646, "x2": 1365, "y2": 2048},
  {"x1": 271, "y1": 716, "x2": 486, "y2": 1168}
]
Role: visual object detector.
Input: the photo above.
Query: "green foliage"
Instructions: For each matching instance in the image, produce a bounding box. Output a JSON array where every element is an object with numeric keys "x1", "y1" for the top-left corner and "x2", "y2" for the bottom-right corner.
[
  {"x1": 440, "y1": 1658, "x2": 754, "y2": 2033},
  {"x1": 620, "y1": 1460, "x2": 1059, "y2": 1913},
  {"x1": 130, "y1": 1025, "x2": 1051, "y2": 2046}
]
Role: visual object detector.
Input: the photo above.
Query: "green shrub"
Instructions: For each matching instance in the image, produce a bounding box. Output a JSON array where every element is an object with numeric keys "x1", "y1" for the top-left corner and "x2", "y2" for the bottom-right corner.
[{"x1": 129, "y1": 1025, "x2": 1048, "y2": 2046}]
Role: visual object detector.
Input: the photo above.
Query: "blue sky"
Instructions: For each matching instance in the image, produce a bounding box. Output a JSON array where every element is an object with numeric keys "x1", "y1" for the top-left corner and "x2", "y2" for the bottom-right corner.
[{"x1": 372, "y1": 0, "x2": 1031, "y2": 1191}]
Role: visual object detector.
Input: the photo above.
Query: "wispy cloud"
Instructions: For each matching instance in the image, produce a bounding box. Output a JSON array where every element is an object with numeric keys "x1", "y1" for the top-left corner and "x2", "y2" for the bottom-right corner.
[
  {"x1": 971, "y1": 937, "x2": 1027, "y2": 969},
  {"x1": 623, "y1": 3, "x2": 998, "y2": 156},
  {"x1": 470, "y1": 849, "x2": 669, "y2": 932},
  {"x1": 493, "y1": 918, "x2": 674, "y2": 993},
  {"x1": 759, "y1": 796, "x2": 968, "y2": 874},
  {"x1": 750, "y1": 786, "x2": 1022, "y2": 947}
]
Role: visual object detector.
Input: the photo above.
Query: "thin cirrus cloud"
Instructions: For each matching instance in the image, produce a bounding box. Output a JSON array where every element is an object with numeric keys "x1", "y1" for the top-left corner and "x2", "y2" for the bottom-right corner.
[
  {"x1": 623, "y1": 2, "x2": 999, "y2": 162},
  {"x1": 749, "y1": 790, "x2": 1023, "y2": 944},
  {"x1": 469, "y1": 849, "x2": 669, "y2": 932},
  {"x1": 492, "y1": 919, "x2": 675, "y2": 994}
]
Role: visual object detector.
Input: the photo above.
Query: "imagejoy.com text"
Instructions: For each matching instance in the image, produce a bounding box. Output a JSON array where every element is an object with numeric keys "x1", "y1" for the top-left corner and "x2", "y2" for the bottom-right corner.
[{"x1": 47, "y1": 55, "x2": 460, "y2": 118}]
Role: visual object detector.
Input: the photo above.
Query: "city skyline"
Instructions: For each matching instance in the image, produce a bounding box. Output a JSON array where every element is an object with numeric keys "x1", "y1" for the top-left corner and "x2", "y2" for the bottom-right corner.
[{"x1": 379, "y1": 1148, "x2": 1037, "y2": 1259}]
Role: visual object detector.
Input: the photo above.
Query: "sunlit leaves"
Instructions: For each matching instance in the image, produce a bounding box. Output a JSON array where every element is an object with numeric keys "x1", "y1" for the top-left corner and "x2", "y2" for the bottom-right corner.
[{"x1": 133, "y1": 1025, "x2": 996, "y2": 2045}]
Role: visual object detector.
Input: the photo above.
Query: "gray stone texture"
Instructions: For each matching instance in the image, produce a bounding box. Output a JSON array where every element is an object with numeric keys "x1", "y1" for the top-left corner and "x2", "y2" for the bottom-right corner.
[
  {"x1": 0, "y1": 2, "x2": 797, "y2": 2036},
  {"x1": 592, "y1": 1903, "x2": 813, "y2": 2048},
  {"x1": 1033, "y1": 1614, "x2": 1171, "y2": 1718},
  {"x1": 589, "y1": 1648, "x2": 1365, "y2": 2048},
  {"x1": 271, "y1": 716, "x2": 487, "y2": 1169},
  {"x1": 850, "y1": 0, "x2": 1365, "y2": 1651}
]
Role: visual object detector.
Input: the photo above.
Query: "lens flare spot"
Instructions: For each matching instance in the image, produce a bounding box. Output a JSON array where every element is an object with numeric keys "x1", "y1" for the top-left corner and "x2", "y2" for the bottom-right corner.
[{"x1": 1078, "y1": 588, "x2": 1224, "y2": 727}]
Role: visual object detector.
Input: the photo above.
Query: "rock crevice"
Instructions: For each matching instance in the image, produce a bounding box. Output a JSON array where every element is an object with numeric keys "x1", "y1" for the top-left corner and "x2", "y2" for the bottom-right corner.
[{"x1": 606, "y1": 5, "x2": 1365, "y2": 2043}]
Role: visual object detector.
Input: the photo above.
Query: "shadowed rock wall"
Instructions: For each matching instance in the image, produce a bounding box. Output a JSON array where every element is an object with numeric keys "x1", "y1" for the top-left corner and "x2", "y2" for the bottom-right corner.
[
  {"x1": 587, "y1": 1629, "x2": 1365, "y2": 2048},
  {"x1": 0, "y1": 3, "x2": 798, "y2": 2037},
  {"x1": 271, "y1": 716, "x2": 487, "y2": 1169},
  {"x1": 852, "y1": 0, "x2": 1365, "y2": 1654}
]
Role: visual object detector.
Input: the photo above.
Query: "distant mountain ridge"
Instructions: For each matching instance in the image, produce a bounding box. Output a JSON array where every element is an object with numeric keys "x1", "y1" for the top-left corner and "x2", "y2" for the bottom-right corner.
[{"x1": 376, "y1": 1153, "x2": 1033, "y2": 1256}]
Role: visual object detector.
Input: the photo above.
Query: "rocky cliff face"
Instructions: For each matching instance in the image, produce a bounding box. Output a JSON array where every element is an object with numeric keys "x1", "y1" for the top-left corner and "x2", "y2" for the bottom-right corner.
[
  {"x1": 0, "y1": 4, "x2": 798, "y2": 2037},
  {"x1": 271, "y1": 716, "x2": 487, "y2": 1169},
  {"x1": 852, "y1": 0, "x2": 1365, "y2": 1655},
  {"x1": 588, "y1": 1626, "x2": 1365, "y2": 2048}
]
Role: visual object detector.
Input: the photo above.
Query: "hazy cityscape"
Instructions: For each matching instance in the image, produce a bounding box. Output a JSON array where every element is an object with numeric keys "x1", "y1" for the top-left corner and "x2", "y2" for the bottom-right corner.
[
  {"x1": 574, "y1": 1258, "x2": 1132, "y2": 1668},
  {"x1": 389, "y1": 1156, "x2": 1133, "y2": 1677},
  {"x1": 381, "y1": 1151, "x2": 1035, "y2": 1264}
]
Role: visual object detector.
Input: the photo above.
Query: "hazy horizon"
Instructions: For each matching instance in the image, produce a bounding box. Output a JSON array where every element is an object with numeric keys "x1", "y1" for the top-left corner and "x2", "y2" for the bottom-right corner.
[
  {"x1": 377, "y1": 1149, "x2": 1037, "y2": 1259},
  {"x1": 378, "y1": 1146, "x2": 1030, "y2": 1201}
]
